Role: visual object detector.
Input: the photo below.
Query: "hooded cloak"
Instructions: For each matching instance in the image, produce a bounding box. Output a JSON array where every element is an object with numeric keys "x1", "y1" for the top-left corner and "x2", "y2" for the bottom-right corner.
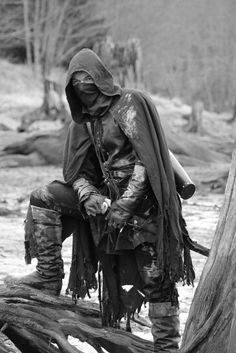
[
  {"x1": 63, "y1": 49, "x2": 195, "y2": 328},
  {"x1": 63, "y1": 48, "x2": 121, "y2": 185},
  {"x1": 65, "y1": 48, "x2": 122, "y2": 124},
  {"x1": 64, "y1": 48, "x2": 186, "y2": 282}
]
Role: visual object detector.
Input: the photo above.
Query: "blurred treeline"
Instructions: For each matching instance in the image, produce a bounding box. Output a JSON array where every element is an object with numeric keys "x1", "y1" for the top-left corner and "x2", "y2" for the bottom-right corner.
[
  {"x1": 0, "y1": 0, "x2": 108, "y2": 116},
  {"x1": 1, "y1": 0, "x2": 236, "y2": 112},
  {"x1": 100, "y1": 0, "x2": 236, "y2": 112},
  {"x1": 0, "y1": 0, "x2": 106, "y2": 82}
]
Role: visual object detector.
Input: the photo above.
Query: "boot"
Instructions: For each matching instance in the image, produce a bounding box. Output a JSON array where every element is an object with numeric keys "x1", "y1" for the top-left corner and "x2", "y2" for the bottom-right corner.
[
  {"x1": 149, "y1": 302, "x2": 180, "y2": 352},
  {"x1": 5, "y1": 206, "x2": 64, "y2": 296}
]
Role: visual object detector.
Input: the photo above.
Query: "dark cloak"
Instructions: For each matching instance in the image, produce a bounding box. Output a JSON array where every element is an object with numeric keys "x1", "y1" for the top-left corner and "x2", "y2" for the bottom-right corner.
[
  {"x1": 109, "y1": 90, "x2": 185, "y2": 281},
  {"x1": 64, "y1": 48, "x2": 187, "y2": 282},
  {"x1": 63, "y1": 49, "x2": 196, "y2": 328},
  {"x1": 63, "y1": 121, "x2": 91, "y2": 185}
]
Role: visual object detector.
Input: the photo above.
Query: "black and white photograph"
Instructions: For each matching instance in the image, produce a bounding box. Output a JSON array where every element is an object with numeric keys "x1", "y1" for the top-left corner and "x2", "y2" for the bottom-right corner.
[{"x1": 0, "y1": 1, "x2": 235, "y2": 352}]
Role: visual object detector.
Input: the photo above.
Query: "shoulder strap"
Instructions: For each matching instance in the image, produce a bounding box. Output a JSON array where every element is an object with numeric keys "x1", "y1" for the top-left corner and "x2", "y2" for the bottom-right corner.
[
  {"x1": 86, "y1": 122, "x2": 95, "y2": 145},
  {"x1": 86, "y1": 122, "x2": 106, "y2": 174},
  {"x1": 86, "y1": 122, "x2": 119, "y2": 200}
]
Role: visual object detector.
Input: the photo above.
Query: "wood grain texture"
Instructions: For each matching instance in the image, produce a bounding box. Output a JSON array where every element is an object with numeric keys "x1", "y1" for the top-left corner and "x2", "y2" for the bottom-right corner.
[
  {"x1": 0, "y1": 285, "x2": 153, "y2": 353},
  {"x1": 180, "y1": 150, "x2": 236, "y2": 353}
]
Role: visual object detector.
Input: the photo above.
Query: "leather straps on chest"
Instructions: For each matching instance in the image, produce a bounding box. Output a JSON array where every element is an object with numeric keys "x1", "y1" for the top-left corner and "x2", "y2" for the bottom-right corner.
[{"x1": 86, "y1": 122, "x2": 119, "y2": 200}]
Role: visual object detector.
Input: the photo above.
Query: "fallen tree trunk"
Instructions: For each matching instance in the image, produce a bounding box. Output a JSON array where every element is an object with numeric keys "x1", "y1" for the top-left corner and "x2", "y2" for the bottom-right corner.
[
  {"x1": 0, "y1": 330, "x2": 21, "y2": 353},
  {"x1": 1, "y1": 116, "x2": 231, "y2": 168},
  {"x1": 0, "y1": 285, "x2": 153, "y2": 353},
  {"x1": 165, "y1": 130, "x2": 229, "y2": 165},
  {"x1": 180, "y1": 150, "x2": 236, "y2": 353}
]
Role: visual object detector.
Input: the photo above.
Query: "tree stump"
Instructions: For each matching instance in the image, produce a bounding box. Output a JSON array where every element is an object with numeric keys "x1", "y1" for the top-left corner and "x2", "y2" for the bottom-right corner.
[
  {"x1": 0, "y1": 285, "x2": 153, "y2": 353},
  {"x1": 180, "y1": 150, "x2": 236, "y2": 353},
  {"x1": 184, "y1": 100, "x2": 204, "y2": 134},
  {"x1": 227, "y1": 99, "x2": 236, "y2": 124}
]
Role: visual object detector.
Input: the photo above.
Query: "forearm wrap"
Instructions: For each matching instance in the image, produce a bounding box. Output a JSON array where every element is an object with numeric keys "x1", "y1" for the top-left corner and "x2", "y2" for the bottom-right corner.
[
  {"x1": 73, "y1": 178, "x2": 99, "y2": 203},
  {"x1": 116, "y1": 161, "x2": 149, "y2": 213}
]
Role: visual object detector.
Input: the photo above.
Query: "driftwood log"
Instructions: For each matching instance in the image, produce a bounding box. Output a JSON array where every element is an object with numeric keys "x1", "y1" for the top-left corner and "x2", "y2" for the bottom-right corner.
[
  {"x1": 0, "y1": 285, "x2": 153, "y2": 353},
  {"x1": 179, "y1": 150, "x2": 236, "y2": 353},
  {"x1": 0, "y1": 121, "x2": 230, "y2": 167},
  {"x1": 0, "y1": 124, "x2": 231, "y2": 195}
]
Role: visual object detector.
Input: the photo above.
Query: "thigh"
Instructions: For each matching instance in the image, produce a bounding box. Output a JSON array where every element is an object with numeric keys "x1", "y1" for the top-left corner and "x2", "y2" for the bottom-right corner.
[{"x1": 30, "y1": 180, "x2": 80, "y2": 218}]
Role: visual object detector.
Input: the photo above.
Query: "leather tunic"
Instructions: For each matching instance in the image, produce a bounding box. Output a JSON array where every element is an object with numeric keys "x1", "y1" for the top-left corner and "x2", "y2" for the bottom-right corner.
[
  {"x1": 92, "y1": 111, "x2": 135, "y2": 188},
  {"x1": 89, "y1": 110, "x2": 161, "y2": 250}
]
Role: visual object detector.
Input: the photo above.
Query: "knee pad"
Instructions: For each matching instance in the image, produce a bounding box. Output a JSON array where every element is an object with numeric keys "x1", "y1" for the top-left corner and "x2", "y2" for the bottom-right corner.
[{"x1": 30, "y1": 186, "x2": 52, "y2": 208}]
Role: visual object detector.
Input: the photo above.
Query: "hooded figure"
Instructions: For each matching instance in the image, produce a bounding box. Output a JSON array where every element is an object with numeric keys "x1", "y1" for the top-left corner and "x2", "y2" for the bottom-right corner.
[
  {"x1": 64, "y1": 49, "x2": 186, "y2": 274},
  {"x1": 5, "y1": 49, "x2": 195, "y2": 353},
  {"x1": 63, "y1": 49, "x2": 194, "y2": 352}
]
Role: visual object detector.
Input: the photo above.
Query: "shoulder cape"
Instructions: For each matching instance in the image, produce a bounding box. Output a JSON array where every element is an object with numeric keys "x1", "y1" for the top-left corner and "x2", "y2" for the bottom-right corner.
[
  {"x1": 64, "y1": 89, "x2": 186, "y2": 282},
  {"x1": 110, "y1": 89, "x2": 185, "y2": 281}
]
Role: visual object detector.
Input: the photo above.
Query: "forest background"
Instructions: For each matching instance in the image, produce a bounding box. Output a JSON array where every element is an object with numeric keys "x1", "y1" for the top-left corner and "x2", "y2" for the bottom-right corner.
[{"x1": 1, "y1": 0, "x2": 236, "y2": 112}]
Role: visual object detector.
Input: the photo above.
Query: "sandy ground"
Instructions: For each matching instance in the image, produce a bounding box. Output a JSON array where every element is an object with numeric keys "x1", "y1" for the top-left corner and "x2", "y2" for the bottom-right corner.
[{"x1": 0, "y1": 165, "x2": 224, "y2": 351}]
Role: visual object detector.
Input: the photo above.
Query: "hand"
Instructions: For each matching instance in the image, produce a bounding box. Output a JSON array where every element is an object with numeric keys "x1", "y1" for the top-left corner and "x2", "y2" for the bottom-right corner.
[
  {"x1": 84, "y1": 194, "x2": 107, "y2": 217},
  {"x1": 106, "y1": 202, "x2": 131, "y2": 229}
]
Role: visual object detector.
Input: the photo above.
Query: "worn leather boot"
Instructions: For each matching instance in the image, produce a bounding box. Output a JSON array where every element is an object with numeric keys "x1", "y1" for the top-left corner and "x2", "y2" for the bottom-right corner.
[
  {"x1": 149, "y1": 302, "x2": 180, "y2": 352},
  {"x1": 5, "y1": 206, "x2": 64, "y2": 296}
]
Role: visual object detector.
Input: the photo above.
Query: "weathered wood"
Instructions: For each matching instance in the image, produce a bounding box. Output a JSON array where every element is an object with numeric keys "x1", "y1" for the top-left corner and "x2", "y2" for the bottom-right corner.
[
  {"x1": 0, "y1": 329, "x2": 21, "y2": 353},
  {"x1": 166, "y1": 129, "x2": 229, "y2": 165},
  {"x1": 0, "y1": 285, "x2": 153, "y2": 353},
  {"x1": 183, "y1": 100, "x2": 204, "y2": 134},
  {"x1": 1, "y1": 124, "x2": 69, "y2": 166},
  {"x1": 227, "y1": 99, "x2": 236, "y2": 124},
  {"x1": 1, "y1": 121, "x2": 230, "y2": 170},
  {"x1": 180, "y1": 150, "x2": 236, "y2": 353}
]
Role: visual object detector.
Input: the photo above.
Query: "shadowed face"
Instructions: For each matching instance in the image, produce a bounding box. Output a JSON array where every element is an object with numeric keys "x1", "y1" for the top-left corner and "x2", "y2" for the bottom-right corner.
[{"x1": 72, "y1": 71, "x2": 100, "y2": 108}]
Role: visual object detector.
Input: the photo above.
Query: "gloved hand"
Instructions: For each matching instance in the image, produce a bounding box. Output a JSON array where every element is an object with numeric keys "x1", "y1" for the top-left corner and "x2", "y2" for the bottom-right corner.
[
  {"x1": 84, "y1": 194, "x2": 107, "y2": 217},
  {"x1": 106, "y1": 202, "x2": 131, "y2": 229}
]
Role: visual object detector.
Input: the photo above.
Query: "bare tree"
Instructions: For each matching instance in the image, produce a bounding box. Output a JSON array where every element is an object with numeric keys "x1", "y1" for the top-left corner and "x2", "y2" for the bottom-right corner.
[
  {"x1": 22, "y1": 0, "x2": 32, "y2": 69},
  {"x1": 184, "y1": 100, "x2": 204, "y2": 134},
  {"x1": 0, "y1": 0, "x2": 107, "y2": 117},
  {"x1": 32, "y1": 0, "x2": 41, "y2": 77},
  {"x1": 227, "y1": 98, "x2": 236, "y2": 124}
]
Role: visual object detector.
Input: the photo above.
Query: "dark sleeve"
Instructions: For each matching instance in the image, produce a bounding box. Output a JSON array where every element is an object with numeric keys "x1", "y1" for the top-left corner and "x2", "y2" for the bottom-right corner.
[
  {"x1": 76, "y1": 144, "x2": 102, "y2": 186},
  {"x1": 63, "y1": 121, "x2": 102, "y2": 185},
  {"x1": 63, "y1": 122, "x2": 103, "y2": 204},
  {"x1": 115, "y1": 159, "x2": 150, "y2": 214},
  {"x1": 72, "y1": 148, "x2": 103, "y2": 204}
]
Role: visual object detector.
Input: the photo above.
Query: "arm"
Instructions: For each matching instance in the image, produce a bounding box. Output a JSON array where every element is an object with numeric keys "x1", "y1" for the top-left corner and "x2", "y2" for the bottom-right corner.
[
  {"x1": 107, "y1": 160, "x2": 149, "y2": 228},
  {"x1": 73, "y1": 177, "x2": 99, "y2": 204},
  {"x1": 73, "y1": 178, "x2": 107, "y2": 217},
  {"x1": 72, "y1": 145, "x2": 107, "y2": 217}
]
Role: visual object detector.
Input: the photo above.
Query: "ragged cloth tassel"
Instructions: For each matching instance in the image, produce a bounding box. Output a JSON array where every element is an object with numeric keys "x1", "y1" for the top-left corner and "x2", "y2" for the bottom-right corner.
[{"x1": 183, "y1": 244, "x2": 195, "y2": 286}]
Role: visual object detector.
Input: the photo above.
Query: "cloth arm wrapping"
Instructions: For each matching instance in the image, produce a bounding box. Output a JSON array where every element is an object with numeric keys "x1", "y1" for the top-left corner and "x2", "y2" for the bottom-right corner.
[
  {"x1": 114, "y1": 160, "x2": 149, "y2": 214},
  {"x1": 73, "y1": 178, "x2": 100, "y2": 204}
]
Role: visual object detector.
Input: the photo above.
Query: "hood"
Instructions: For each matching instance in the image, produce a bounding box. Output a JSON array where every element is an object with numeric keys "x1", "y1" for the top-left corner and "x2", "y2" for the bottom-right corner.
[{"x1": 65, "y1": 48, "x2": 121, "y2": 123}]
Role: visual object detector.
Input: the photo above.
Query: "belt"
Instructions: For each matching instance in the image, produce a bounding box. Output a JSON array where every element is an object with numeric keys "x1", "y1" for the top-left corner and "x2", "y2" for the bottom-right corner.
[{"x1": 109, "y1": 170, "x2": 132, "y2": 179}]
